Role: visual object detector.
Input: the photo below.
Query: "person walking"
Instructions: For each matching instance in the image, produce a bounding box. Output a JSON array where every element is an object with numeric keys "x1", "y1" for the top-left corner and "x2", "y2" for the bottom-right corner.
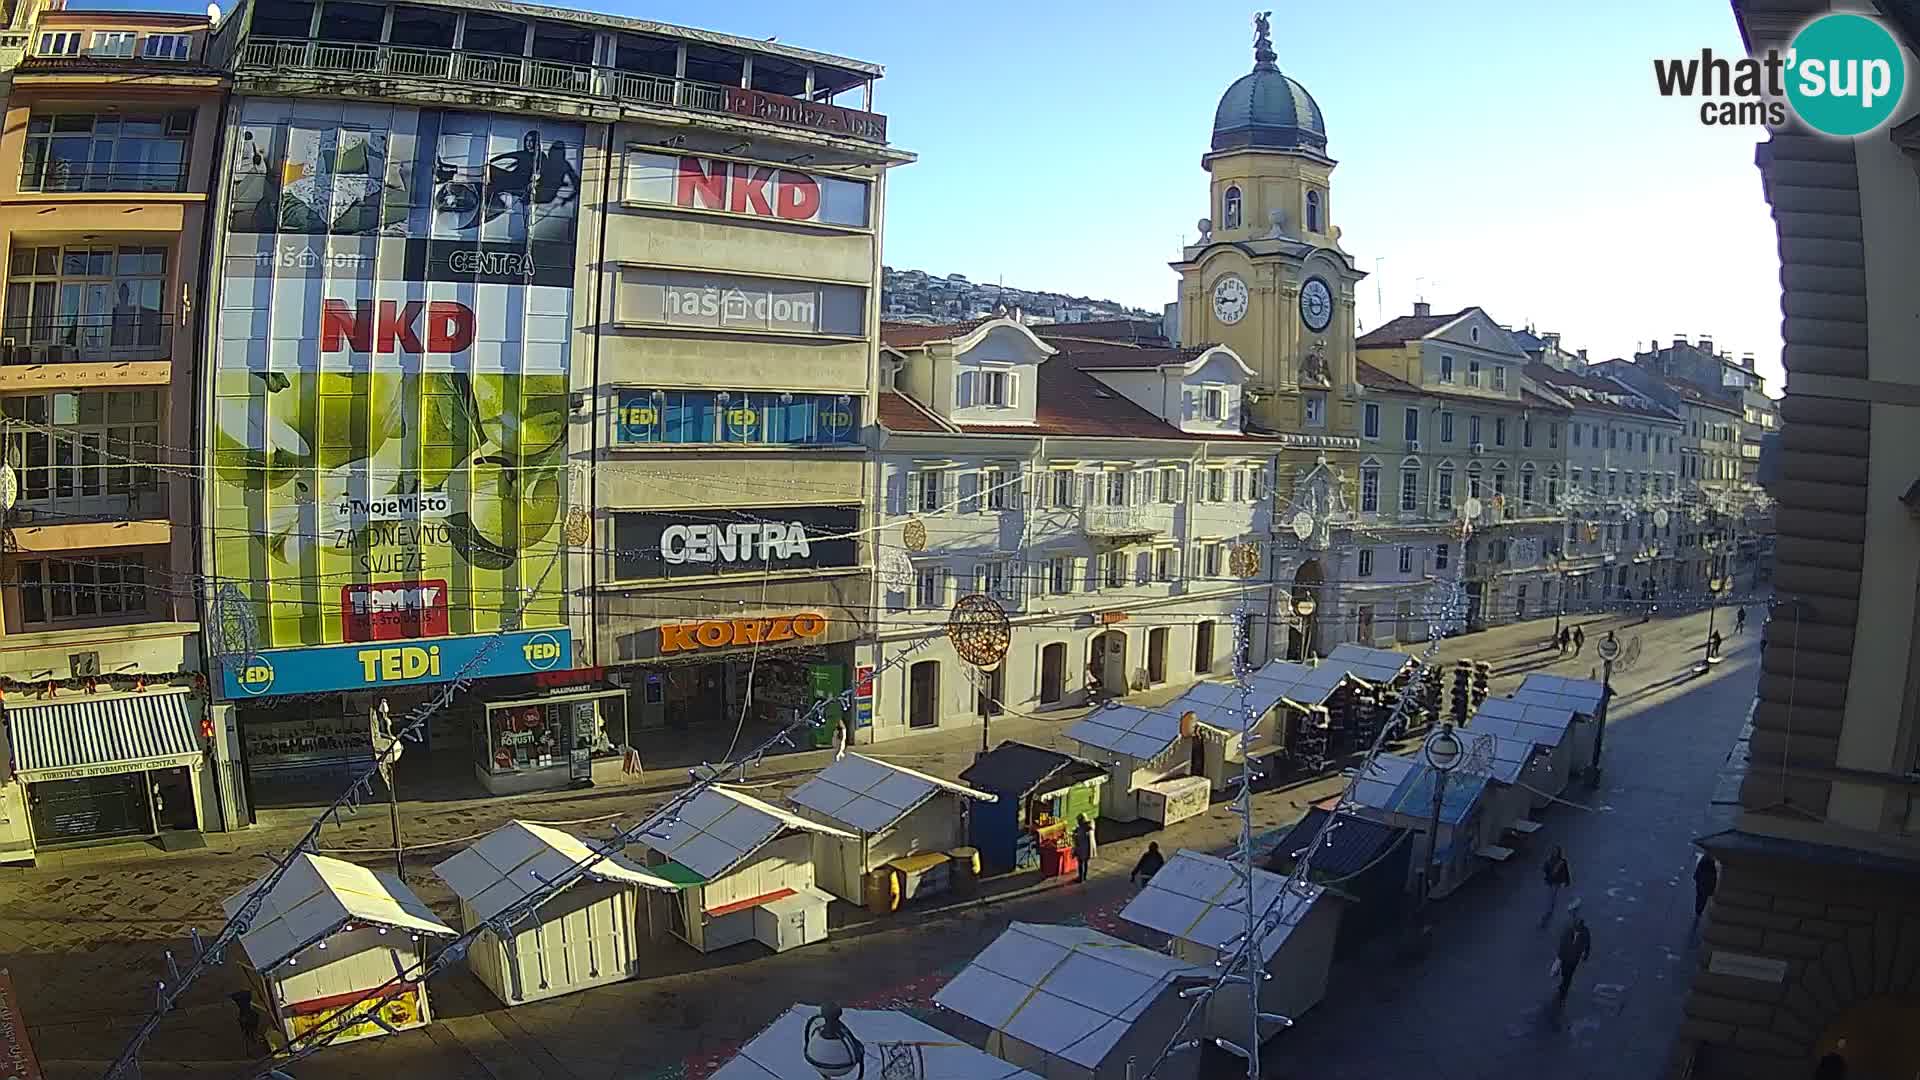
[
  {"x1": 1735, "y1": 606, "x2": 1748, "y2": 635},
  {"x1": 1541, "y1": 846, "x2": 1571, "y2": 928},
  {"x1": 1072, "y1": 815, "x2": 1096, "y2": 884},
  {"x1": 1692, "y1": 853, "x2": 1719, "y2": 928},
  {"x1": 231, "y1": 990, "x2": 267, "y2": 1055},
  {"x1": 1130, "y1": 841, "x2": 1165, "y2": 887},
  {"x1": 1557, "y1": 627, "x2": 1571, "y2": 655},
  {"x1": 1571, "y1": 626, "x2": 1585, "y2": 657},
  {"x1": 1709, "y1": 629, "x2": 1724, "y2": 660},
  {"x1": 1554, "y1": 902, "x2": 1593, "y2": 1004}
]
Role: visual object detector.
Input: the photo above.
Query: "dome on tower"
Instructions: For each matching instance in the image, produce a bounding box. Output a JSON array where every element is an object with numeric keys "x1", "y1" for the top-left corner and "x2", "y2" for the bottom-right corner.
[{"x1": 1211, "y1": 14, "x2": 1327, "y2": 153}]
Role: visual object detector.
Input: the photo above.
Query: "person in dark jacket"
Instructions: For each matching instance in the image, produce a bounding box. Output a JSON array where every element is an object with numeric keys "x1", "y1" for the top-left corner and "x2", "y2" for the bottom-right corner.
[
  {"x1": 1541, "y1": 846, "x2": 1571, "y2": 928},
  {"x1": 1815, "y1": 1051, "x2": 1848, "y2": 1080},
  {"x1": 1692, "y1": 854, "x2": 1719, "y2": 926},
  {"x1": 231, "y1": 990, "x2": 267, "y2": 1054},
  {"x1": 1572, "y1": 626, "x2": 1586, "y2": 656},
  {"x1": 1557, "y1": 627, "x2": 1572, "y2": 655},
  {"x1": 1072, "y1": 815, "x2": 1096, "y2": 883},
  {"x1": 1708, "y1": 629, "x2": 1724, "y2": 660},
  {"x1": 1555, "y1": 904, "x2": 1592, "y2": 1003},
  {"x1": 1130, "y1": 842, "x2": 1165, "y2": 887}
]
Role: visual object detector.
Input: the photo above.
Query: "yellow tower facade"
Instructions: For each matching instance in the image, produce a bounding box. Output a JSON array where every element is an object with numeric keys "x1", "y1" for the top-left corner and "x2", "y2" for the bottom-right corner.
[{"x1": 1172, "y1": 14, "x2": 1366, "y2": 444}]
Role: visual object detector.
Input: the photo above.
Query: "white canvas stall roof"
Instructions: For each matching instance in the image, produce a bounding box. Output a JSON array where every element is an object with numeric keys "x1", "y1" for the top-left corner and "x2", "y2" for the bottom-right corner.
[
  {"x1": 789, "y1": 753, "x2": 994, "y2": 835},
  {"x1": 433, "y1": 821, "x2": 680, "y2": 924},
  {"x1": 934, "y1": 922, "x2": 1205, "y2": 1070},
  {"x1": 1471, "y1": 697, "x2": 1577, "y2": 747},
  {"x1": 222, "y1": 853, "x2": 454, "y2": 971},
  {"x1": 1251, "y1": 659, "x2": 1349, "y2": 707},
  {"x1": 1324, "y1": 643, "x2": 1416, "y2": 685},
  {"x1": 710, "y1": 1004, "x2": 1043, "y2": 1080},
  {"x1": 1066, "y1": 703, "x2": 1184, "y2": 760},
  {"x1": 1172, "y1": 680, "x2": 1280, "y2": 735},
  {"x1": 1348, "y1": 753, "x2": 1419, "y2": 811},
  {"x1": 1511, "y1": 674, "x2": 1609, "y2": 716},
  {"x1": 1119, "y1": 849, "x2": 1324, "y2": 963},
  {"x1": 1450, "y1": 726, "x2": 1531, "y2": 785},
  {"x1": 641, "y1": 786, "x2": 855, "y2": 882}
]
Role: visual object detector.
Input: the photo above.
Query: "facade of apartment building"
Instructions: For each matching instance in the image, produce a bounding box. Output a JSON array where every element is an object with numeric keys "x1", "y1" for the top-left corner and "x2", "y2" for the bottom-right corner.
[
  {"x1": 1355, "y1": 305, "x2": 1570, "y2": 630},
  {"x1": 1527, "y1": 362, "x2": 1684, "y2": 606},
  {"x1": 196, "y1": 0, "x2": 904, "y2": 816},
  {"x1": 1668, "y1": 4, "x2": 1920, "y2": 1077},
  {"x1": 867, "y1": 318, "x2": 1279, "y2": 739},
  {"x1": 0, "y1": 1, "x2": 224, "y2": 857},
  {"x1": 1635, "y1": 334, "x2": 1779, "y2": 487}
]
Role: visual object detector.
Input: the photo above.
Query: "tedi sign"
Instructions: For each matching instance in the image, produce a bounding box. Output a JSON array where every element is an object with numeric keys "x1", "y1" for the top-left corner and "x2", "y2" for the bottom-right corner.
[
  {"x1": 1653, "y1": 13, "x2": 1906, "y2": 135},
  {"x1": 661, "y1": 521, "x2": 816, "y2": 566}
]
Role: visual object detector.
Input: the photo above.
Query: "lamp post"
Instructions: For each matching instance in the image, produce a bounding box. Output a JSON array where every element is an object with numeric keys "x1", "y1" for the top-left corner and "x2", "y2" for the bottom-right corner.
[
  {"x1": 802, "y1": 1004, "x2": 864, "y2": 1079},
  {"x1": 1702, "y1": 574, "x2": 1729, "y2": 667},
  {"x1": 377, "y1": 699, "x2": 402, "y2": 879},
  {"x1": 1417, "y1": 723, "x2": 1463, "y2": 918},
  {"x1": 1590, "y1": 632, "x2": 1620, "y2": 783},
  {"x1": 1292, "y1": 593, "x2": 1317, "y2": 663}
]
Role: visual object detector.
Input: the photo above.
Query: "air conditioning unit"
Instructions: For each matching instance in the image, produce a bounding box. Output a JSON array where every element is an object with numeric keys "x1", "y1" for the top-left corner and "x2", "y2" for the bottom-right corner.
[
  {"x1": 1470, "y1": 442, "x2": 1486, "y2": 455},
  {"x1": 1407, "y1": 439, "x2": 1422, "y2": 452}
]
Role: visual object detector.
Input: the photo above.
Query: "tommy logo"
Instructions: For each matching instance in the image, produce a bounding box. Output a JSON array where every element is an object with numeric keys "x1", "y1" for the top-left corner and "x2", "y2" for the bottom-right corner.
[{"x1": 342, "y1": 580, "x2": 450, "y2": 642}]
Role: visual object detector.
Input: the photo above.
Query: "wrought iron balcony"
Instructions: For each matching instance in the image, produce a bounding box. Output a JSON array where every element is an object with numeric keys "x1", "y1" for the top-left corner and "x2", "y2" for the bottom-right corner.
[
  {"x1": 1, "y1": 313, "x2": 174, "y2": 366},
  {"x1": 237, "y1": 38, "x2": 889, "y2": 144},
  {"x1": 1080, "y1": 504, "x2": 1171, "y2": 540}
]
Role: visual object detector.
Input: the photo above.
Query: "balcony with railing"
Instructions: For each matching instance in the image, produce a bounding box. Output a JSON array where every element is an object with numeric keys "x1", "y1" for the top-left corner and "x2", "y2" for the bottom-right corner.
[
  {"x1": 1, "y1": 313, "x2": 174, "y2": 367},
  {"x1": 236, "y1": 38, "x2": 889, "y2": 144},
  {"x1": 1080, "y1": 503, "x2": 1173, "y2": 540},
  {"x1": 18, "y1": 161, "x2": 190, "y2": 195},
  {"x1": 4, "y1": 472, "x2": 171, "y2": 529}
]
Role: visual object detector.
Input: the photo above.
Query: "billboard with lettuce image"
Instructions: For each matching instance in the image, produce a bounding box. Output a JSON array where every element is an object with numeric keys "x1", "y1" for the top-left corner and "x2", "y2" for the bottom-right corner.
[{"x1": 212, "y1": 102, "x2": 579, "y2": 655}]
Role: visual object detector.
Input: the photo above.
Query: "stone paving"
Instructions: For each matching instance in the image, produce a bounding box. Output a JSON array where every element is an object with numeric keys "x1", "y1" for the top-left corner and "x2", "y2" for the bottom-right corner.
[{"x1": 0, "y1": 602, "x2": 1760, "y2": 1080}]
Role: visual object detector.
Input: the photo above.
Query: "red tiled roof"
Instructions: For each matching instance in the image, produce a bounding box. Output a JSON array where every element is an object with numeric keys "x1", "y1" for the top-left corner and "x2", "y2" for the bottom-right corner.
[
  {"x1": 1357, "y1": 362, "x2": 1419, "y2": 393},
  {"x1": 880, "y1": 319, "x2": 995, "y2": 348},
  {"x1": 1050, "y1": 340, "x2": 1213, "y2": 371},
  {"x1": 877, "y1": 390, "x2": 950, "y2": 433},
  {"x1": 1355, "y1": 311, "x2": 1463, "y2": 347}
]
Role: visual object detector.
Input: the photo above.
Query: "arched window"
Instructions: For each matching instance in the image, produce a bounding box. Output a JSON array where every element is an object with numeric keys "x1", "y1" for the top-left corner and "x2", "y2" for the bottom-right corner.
[
  {"x1": 1492, "y1": 462, "x2": 1510, "y2": 498},
  {"x1": 1399, "y1": 457, "x2": 1421, "y2": 513},
  {"x1": 1223, "y1": 186, "x2": 1242, "y2": 229},
  {"x1": 1521, "y1": 463, "x2": 1537, "y2": 505},
  {"x1": 1547, "y1": 466, "x2": 1561, "y2": 508},
  {"x1": 1358, "y1": 457, "x2": 1380, "y2": 514},
  {"x1": 1305, "y1": 190, "x2": 1322, "y2": 233},
  {"x1": 1467, "y1": 462, "x2": 1484, "y2": 499},
  {"x1": 1435, "y1": 461, "x2": 1456, "y2": 511}
]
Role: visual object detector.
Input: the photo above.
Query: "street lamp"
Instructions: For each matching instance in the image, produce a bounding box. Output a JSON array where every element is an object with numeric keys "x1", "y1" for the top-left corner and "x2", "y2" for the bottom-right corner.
[
  {"x1": 1702, "y1": 574, "x2": 1729, "y2": 668},
  {"x1": 802, "y1": 1004, "x2": 864, "y2": 1080},
  {"x1": 1418, "y1": 723, "x2": 1464, "y2": 916},
  {"x1": 377, "y1": 699, "x2": 402, "y2": 879},
  {"x1": 1292, "y1": 593, "x2": 1317, "y2": 662}
]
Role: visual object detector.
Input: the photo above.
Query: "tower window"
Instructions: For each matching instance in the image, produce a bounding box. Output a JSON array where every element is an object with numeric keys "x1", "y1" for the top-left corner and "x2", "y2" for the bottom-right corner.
[
  {"x1": 1306, "y1": 190, "x2": 1322, "y2": 233},
  {"x1": 1223, "y1": 186, "x2": 1242, "y2": 230}
]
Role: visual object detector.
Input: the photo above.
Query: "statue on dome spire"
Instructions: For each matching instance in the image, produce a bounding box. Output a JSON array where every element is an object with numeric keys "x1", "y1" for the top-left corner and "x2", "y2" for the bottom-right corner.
[{"x1": 1253, "y1": 11, "x2": 1277, "y2": 69}]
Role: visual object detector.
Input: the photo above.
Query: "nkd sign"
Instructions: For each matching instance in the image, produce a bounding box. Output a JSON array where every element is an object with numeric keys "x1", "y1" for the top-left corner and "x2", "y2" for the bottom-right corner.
[{"x1": 626, "y1": 150, "x2": 872, "y2": 228}]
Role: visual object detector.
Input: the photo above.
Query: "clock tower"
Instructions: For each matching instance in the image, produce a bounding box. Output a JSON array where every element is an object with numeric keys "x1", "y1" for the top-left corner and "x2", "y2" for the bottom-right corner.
[{"x1": 1172, "y1": 12, "x2": 1366, "y2": 437}]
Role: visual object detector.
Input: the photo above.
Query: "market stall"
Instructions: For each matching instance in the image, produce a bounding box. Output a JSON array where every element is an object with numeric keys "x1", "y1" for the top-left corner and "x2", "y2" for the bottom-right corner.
[
  {"x1": 1509, "y1": 674, "x2": 1610, "y2": 770},
  {"x1": 1323, "y1": 643, "x2": 1417, "y2": 687},
  {"x1": 1269, "y1": 806, "x2": 1410, "y2": 945},
  {"x1": 1344, "y1": 753, "x2": 1506, "y2": 899},
  {"x1": 1064, "y1": 704, "x2": 1191, "y2": 824},
  {"x1": 1467, "y1": 697, "x2": 1579, "y2": 808},
  {"x1": 1119, "y1": 849, "x2": 1341, "y2": 1041},
  {"x1": 223, "y1": 853, "x2": 455, "y2": 1048},
  {"x1": 957, "y1": 741, "x2": 1107, "y2": 875},
  {"x1": 786, "y1": 753, "x2": 994, "y2": 909},
  {"x1": 633, "y1": 786, "x2": 853, "y2": 954},
  {"x1": 711, "y1": 1003, "x2": 1043, "y2": 1080},
  {"x1": 433, "y1": 820, "x2": 679, "y2": 1006},
  {"x1": 933, "y1": 922, "x2": 1206, "y2": 1080},
  {"x1": 1173, "y1": 669, "x2": 1303, "y2": 792}
]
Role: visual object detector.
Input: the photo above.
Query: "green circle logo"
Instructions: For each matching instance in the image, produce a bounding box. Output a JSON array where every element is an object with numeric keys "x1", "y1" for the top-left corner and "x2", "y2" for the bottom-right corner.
[{"x1": 1786, "y1": 14, "x2": 1906, "y2": 137}]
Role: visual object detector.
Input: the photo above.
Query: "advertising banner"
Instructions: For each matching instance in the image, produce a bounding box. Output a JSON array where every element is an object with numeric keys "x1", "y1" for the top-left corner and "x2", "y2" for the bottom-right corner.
[
  {"x1": 623, "y1": 150, "x2": 872, "y2": 228},
  {"x1": 612, "y1": 388, "x2": 858, "y2": 447},
  {"x1": 222, "y1": 629, "x2": 572, "y2": 699},
  {"x1": 611, "y1": 505, "x2": 859, "y2": 581},
  {"x1": 212, "y1": 102, "x2": 580, "y2": 671}
]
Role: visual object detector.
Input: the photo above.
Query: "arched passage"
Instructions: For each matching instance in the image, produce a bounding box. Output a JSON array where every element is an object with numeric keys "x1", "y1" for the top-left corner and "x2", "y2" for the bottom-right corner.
[{"x1": 1286, "y1": 558, "x2": 1325, "y2": 661}]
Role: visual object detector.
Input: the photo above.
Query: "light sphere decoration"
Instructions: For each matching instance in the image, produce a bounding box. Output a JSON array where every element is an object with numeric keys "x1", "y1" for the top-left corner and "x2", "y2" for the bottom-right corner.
[
  {"x1": 901, "y1": 518, "x2": 929, "y2": 552},
  {"x1": 1230, "y1": 543, "x2": 1262, "y2": 579},
  {"x1": 946, "y1": 593, "x2": 1011, "y2": 669},
  {"x1": 1424, "y1": 723, "x2": 1464, "y2": 772}
]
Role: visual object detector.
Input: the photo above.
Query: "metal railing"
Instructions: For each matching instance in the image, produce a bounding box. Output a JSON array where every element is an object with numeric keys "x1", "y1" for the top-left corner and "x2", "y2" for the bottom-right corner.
[
  {"x1": 237, "y1": 37, "x2": 885, "y2": 142},
  {"x1": 1080, "y1": 504, "x2": 1170, "y2": 538},
  {"x1": 1, "y1": 313, "x2": 174, "y2": 365},
  {"x1": 3, "y1": 473, "x2": 170, "y2": 525},
  {"x1": 19, "y1": 160, "x2": 189, "y2": 194}
]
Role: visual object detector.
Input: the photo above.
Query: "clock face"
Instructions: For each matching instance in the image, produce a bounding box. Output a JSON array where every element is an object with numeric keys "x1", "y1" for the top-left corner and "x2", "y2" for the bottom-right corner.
[
  {"x1": 1300, "y1": 277, "x2": 1334, "y2": 332},
  {"x1": 1212, "y1": 275, "x2": 1249, "y2": 325}
]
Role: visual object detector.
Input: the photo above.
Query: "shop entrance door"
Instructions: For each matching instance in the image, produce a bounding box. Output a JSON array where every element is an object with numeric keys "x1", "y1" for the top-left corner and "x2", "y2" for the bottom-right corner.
[
  {"x1": 151, "y1": 767, "x2": 197, "y2": 831},
  {"x1": 908, "y1": 661, "x2": 939, "y2": 729},
  {"x1": 1147, "y1": 628, "x2": 1168, "y2": 685},
  {"x1": 1039, "y1": 642, "x2": 1066, "y2": 705},
  {"x1": 28, "y1": 773, "x2": 154, "y2": 845}
]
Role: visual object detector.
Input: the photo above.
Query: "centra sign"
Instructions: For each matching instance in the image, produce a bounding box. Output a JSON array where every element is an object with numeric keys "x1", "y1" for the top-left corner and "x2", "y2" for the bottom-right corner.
[
  {"x1": 659, "y1": 613, "x2": 828, "y2": 654},
  {"x1": 662, "y1": 521, "x2": 813, "y2": 566}
]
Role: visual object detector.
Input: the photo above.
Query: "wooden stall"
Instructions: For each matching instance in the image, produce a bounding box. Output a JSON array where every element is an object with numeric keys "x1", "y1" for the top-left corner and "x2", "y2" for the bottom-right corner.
[
  {"x1": 223, "y1": 853, "x2": 455, "y2": 1049},
  {"x1": 1509, "y1": 674, "x2": 1611, "y2": 771},
  {"x1": 633, "y1": 786, "x2": 852, "y2": 954},
  {"x1": 934, "y1": 922, "x2": 1206, "y2": 1080},
  {"x1": 1468, "y1": 697, "x2": 1580, "y2": 808},
  {"x1": 1269, "y1": 806, "x2": 1411, "y2": 945},
  {"x1": 710, "y1": 1003, "x2": 1043, "y2": 1080},
  {"x1": 433, "y1": 820, "x2": 677, "y2": 1006},
  {"x1": 1065, "y1": 704, "x2": 1192, "y2": 824},
  {"x1": 787, "y1": 753, "x2": 994, "y2": 908},
  {"x1": 1344, "y1": 753, "x2": 1507, "y2": 899},
  {"x1": 958, "y1": 741, "x2": 1108, "y2": 874}
]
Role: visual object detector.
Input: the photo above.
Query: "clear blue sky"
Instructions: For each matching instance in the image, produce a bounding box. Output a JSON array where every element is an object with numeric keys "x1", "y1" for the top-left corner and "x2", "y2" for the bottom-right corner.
[{"x1": 96, "y1": 0, "x2": 1787, "y2": 387}]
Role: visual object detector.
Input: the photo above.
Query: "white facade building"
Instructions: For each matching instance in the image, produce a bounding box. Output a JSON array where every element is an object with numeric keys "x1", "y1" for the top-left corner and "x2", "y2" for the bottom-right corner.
[{"x1": 865, "y1": 318, "x2": 1282, "y2": 741}]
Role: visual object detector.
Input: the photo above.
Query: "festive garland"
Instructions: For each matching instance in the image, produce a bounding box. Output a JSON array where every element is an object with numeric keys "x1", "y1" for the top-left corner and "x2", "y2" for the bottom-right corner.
[{"x1": 0, "y1": 670, "x2": 205, "y2": 703}]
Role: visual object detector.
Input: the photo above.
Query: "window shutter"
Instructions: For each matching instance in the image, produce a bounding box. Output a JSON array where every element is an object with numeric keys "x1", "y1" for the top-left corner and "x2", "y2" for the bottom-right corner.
[
  {"x1": 888, "y1": 469, "x2": 908, "y2": 515},
  {"x1": 1183, "y1": 390, "x2": 1195, "y2": 419},
  {"x1": 959, "y1": 471, "x2": 980, "y2": 512},
  {"x1": 956, "y1": 371, "x2": 975, "y2": 409},
  {"x1": 1006, "y1": 371, "x2": 1020, "y2": 409},
  {"x1": 941, "y1": 568, "x2": 953, "y2": 606}
]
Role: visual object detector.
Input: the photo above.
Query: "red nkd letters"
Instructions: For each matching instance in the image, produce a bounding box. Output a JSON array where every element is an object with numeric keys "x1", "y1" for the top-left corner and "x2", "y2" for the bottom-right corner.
[
  {"x1": 322, "y1": 299, "x2": 477, "y2": 354},
  {"x1": 675, "y1": 156, "x2": 822, "y2": 222}
]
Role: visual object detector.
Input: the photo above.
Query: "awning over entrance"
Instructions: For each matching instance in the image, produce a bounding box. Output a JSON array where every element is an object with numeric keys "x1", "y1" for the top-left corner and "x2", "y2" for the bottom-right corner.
[{"x1": 7, "y1": 690, "x2": 201, "y2": 782}]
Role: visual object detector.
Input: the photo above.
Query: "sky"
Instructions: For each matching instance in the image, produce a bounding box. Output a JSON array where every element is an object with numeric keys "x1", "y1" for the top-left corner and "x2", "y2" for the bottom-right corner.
[{"x1": 93, "y1": 0, "x2": 1787, "y2": 388}]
